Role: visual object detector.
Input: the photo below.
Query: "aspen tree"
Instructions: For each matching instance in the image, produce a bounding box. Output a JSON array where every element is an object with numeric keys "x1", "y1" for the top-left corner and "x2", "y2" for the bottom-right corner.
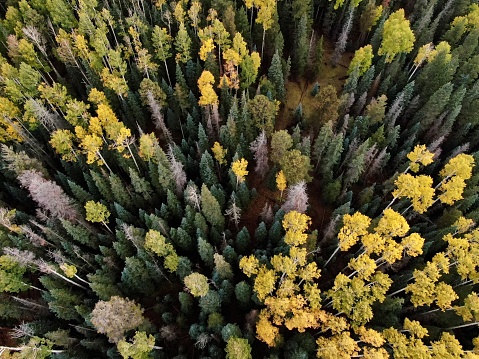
[
  {"x1": 348, "y1": 45, "x2": 373, "y2": 76},
  {"x1": 276, "y1": 170, "x2": 287, "y2": 201},
  {"x1": 175, "y1": 23, "x2": 192, "y2": 64},
  {"x1": 378, "y1": 9, "x2": 415, "y2": 63},
  {"x1": 232, "y1": 158, "x2": 248, "y2": 187},
  {"x1": 152, "y1": 26, "x2": 173, "y2": 86}
]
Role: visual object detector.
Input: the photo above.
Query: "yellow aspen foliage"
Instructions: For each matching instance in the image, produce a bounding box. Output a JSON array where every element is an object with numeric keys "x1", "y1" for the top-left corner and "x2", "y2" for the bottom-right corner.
[
  {"x1": 407, "y1": 144, "x2": 434, "y2": 172},
  {"x1": 88, "y1": 116, "x2": 103, "y2": 136},
  {"x1": 60, "y1": 263, "x2": 77, "y2": 278},
  {"x1": 211, "y1": 142, "x2": 227, "y2": 165},
  {"x1": 138, "y1": 133, "x2": 160, "y2": 162},
  {"x1": 432, "y1": 252, "x2": 450, "y2": 274},
  {"x1": 378, "y1": 9, "x2": 415, "y2": 63},
  {"x1": 239, "y1": 255, "x2": 259, "y2": 277},
  {"x1": 289, "y1": 247, "x2": 308, "y2": 266},
  {"x1": 282, "y1": 211, "x2": 311, "y2": 246},
  {"x1": 270, "y1": 254, "x2": 297, "y2": 277},
  {"x1": 456, "y1": 292, "x2": 479, "y2": 322},
  {"x1": 256, "y1": 311, "x2": 279, "y2": 347},
  {"x1": 113, "y1": 127, "x2": 132, "y2": 154},
  {"x1": 183, "y1": 272, "x2": 209, "y2": 297},
  {"x1": 348, "y1": 254, "x2": 377, "y2": 280},
  {"x1": 232, "y1": 33, "x2": 248, "y2": 61},
  {"x1": 453, "y1": 216, "x2": 475, "y2": 234},
  {"x1": 298, "y1": 262, "x2": 321, "y2": 282},
  {"x1": 213, "y1": 253, "x2": 233, "y2": 279},
  {"x1": 197, "y1": 70, "x2": 218, "y2": 106},
  {"x1": 393, "y1": 174, "x2": 435, "y2": 213},
  {"x1": 251, "y1": 51, "x2": 261, "y2": 70},
  {"x1": 232, "y1": 158, "x2": 248, "y2": 183},
  {"x1": 414, "y1": 43, "x2": 435, "y2": 67},
  {"x1": 356, "y1": 326, "x2": 385, "y2": 347},
  {"x1": 173, "y1": 2, "x2": 185, "y2": 23},
  {"x1": 97, "y1": 103, "x2": 123, "y2": 140},
  {"x1": 283, "y1": 305, "x2": 321, "y2": 332},
  {"x1": 88, "y1": 88, "x2": 109, "y2": 105},
  {"x1": 431, "y1": 332, "x2": 464, "y2": 358},
  {"x1": 439, "y1": 176, "x2": 467, "y2": 205},
  {"x1": 401, "y1": 233, "x2": 425, "y2": 257},
  {"x1": 276, "y1": 278, "x2": 298, "y2": 298},
  {"x1": 338, "y1": 212, "x2": 371, "y2": 251},
  {"x1": 144, "y1": 229, "x2": 179, "y2": 272},
  {"x1": 321, "y1": 313, "x2": 350, "y2": 334},
  {"x1": 254, "y1": 265, "x2": 277, "y2": 301},
  {"x1": 468, "y1": 4, "x2": 479, "y2": 26},
  {"x1": 0, "y1": 97, "x2": 23, "y2": 143},
  {"x1": 276, "y1": 170, "x2": 287, "y2": 193},
  {"x1": 223, "y1": 48, "x2": 242, "y2": 65},
  {"x1": 100, "y1": 67, "x2": 129, "y2": 97},
  {"x1": 405, "y1": 254, "x2": 454, "y2": 308},
  {"x1": 362, "y1": 347, "x2": 389, "y2": 359},
  {"x1": 49, "y1": 129, "x2": 77, "y2": 162},
  {"x1": 375, "y1": 208, "x2": 409, "y2": 238},
  {"x1": 428, "y1": 41, "x2": 452, "y2": 62},
  {"x1": 437, "y1": 153, "x2": 474, "y2": 205},
  {"x1": 348, "y1": 45, "x2": 373, "y2": 75},
  {"x1": 79, "y1": 133, "x2": 103, "y2": 165},
  {"x1": 85, "y1": 201, "x2": 110, "y2": 223},
  {"x1": 434, "y1": 282, "x2": 458, "y2": 310},
  {"x1": 440, "y1": 153, "x2": 474, "y2": 180},
  {"x1": 406, "y1": 270, "x2": 436, "y2": 307},
  {"x1": 304, "y1": 283, "x2": 322, "y2": 309},
  {"x1": 361, "y1": 233, "x2": 386, "y2": 255},
  {"x1": 445, "y1": 229, "x2": 479, "y2": 283},
  {"x1": 316, "y1": 331, "x2": 359, "y2": 359},
  {"x1": 380, "y1": 239, "x2": 404, "y2": 264},
  {"x1": 199, "y1": 38, "x2": 215, "y2": 61},
  {"x1": 383, "y1": 324, "x2": 429, "y2": 359},
  {"x1": 403, "y1": 318, "x2": 428, "y2": 338}
]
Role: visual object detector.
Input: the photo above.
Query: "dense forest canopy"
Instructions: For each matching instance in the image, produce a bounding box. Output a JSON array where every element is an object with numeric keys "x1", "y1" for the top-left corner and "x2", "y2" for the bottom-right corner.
[{"x1": 2, "y1": 0, "x2": 479, "y2": 358}]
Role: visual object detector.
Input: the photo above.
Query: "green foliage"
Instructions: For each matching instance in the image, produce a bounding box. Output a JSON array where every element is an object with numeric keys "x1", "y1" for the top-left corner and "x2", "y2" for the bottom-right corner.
[
  {"x1": 248, "y1": 95, "x2": 279, "y2": 136},
  {"x1": 279, "y1": 149, "x2": 312, "y2": 184},
  {"x1": 225, "y1": 337, "x2": 252, "y2": 359},
  {"x1": 1, "y1": 1, "x2": 479, "y2": 358},
  {"x1": 0, "y1": 255, "x2": 28, "y2": 292},
  {"x1": 201, "y1": 184, "x2": 225, "y2": 229},
  {"x1": 117, "y1": 331, "x2": 155, "y2": 359}
]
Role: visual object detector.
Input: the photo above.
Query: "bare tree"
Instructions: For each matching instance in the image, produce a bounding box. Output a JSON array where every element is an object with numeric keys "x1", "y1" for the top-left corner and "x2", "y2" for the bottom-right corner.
[
  {"x1": 331, "y1": 6, "x2": 355, "y2": 66},
  {"x1": 260, "y1": 203, "x2": 274, "y2": 224},
  {"x1": 167, "y1": 145, "x2": 187, "y2": 195},
  {"x1": 25, "y1": 99, "x2": 62, "y2": 132},
  {"x1": 250, "y1": 130, "x2": 269, "y2": 178},
  {"x1": 185, "y1": 182, "x2": 201, "y2": 210},
  {"x1": 281, "y1": 181, "x2": 309, "y2": 213},
  {"x1": 17, "y1": 170, "x2": 78, "y2": 221},
  {"x1": 225, "y1": 195, "x2": 242, "y2": 229},
  {"x1": 147, "y1": 91, "x2": 172, "y2": 142},
  {"x1": 90, "y1": 296, "x2": 145, "y2": 343}
]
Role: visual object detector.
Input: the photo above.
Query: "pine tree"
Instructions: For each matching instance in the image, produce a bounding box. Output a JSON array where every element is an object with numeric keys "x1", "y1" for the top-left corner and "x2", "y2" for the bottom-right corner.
[
  {"x1": 293, "y1": 14, "x2": 309, "y2": 76},
  {"x1": 268, "y1": 51, "x2": 285, "y2": 100},
  {"x1": 201, "y1": 184, "x2": 225, "y2": 229}
]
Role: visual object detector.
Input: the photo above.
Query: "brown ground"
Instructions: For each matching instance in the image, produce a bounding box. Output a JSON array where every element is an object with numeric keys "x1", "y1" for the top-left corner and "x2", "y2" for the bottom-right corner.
[
  {"x1": 240, "y1": 37, "x2": 353, "y2": 237},
  {"x1": 276, "y1": 35, "x2": 353, "y2": 131}
]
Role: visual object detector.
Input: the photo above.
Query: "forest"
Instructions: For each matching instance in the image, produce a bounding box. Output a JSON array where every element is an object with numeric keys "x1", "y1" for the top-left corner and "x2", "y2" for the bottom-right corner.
[{"x1": 1, "y1": 0, "x2": 479, "y2": 357}]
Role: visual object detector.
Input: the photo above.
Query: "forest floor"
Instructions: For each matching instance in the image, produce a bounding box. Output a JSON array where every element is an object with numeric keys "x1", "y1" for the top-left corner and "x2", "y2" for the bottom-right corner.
[{"x1": 240, "y1": 36, "x2": 354, "y2": 238}]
